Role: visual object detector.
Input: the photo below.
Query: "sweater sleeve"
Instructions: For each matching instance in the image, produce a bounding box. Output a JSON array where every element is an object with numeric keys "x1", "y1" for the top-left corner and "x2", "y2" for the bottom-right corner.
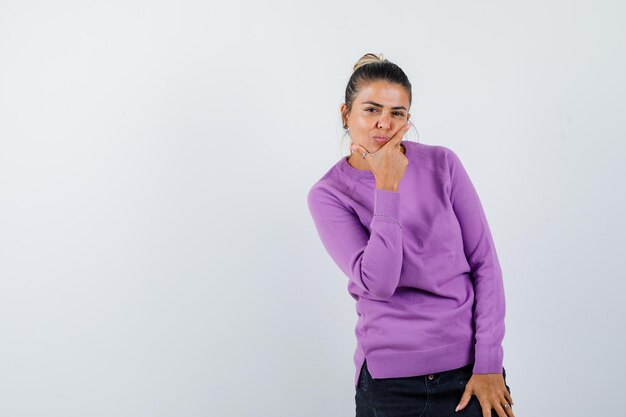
[
  {"x1": 307, "y1": 185, "x2": 403, "y2": 299},
  {"x1": 445, "y1": 148, "x2": 506, "y2": 374}
]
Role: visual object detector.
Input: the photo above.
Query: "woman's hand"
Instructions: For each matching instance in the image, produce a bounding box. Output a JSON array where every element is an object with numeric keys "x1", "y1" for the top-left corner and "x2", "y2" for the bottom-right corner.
[
  {"x1": 455, "y1": 373, "x2": 515, "y2": 416},
  {"x1": 350, "y1": 123, "x2": 411, "y2": 192}
]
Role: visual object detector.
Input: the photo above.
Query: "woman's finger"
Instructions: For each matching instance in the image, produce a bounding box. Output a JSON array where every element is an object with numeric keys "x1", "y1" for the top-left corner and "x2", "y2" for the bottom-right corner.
[
  {"x1": 350, "y1": 143, "x2": 370, "y2": 158},
  {"x1": 491, "y1": 402, "x2": 508, "y2": 417},
  {"x1": 454, "y1": 386, "x2": 473, "y2": 412},
  {"x1": 504, "y1": 390, "x2": 514, "y2": 406},
  {"x1": 502, "y1": 393, "x2": 515, "y2": 417},
  {"x1": 385, "y1": 123, "x2": 411, "y2": 148},
  {"x1": 503, "y1": 401, "x2": 515, "y2": 417}
]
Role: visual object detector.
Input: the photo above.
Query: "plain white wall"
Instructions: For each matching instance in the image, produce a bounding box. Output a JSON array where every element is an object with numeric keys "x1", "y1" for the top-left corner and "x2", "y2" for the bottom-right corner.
[{"x1": 1, "y1": 1, "x2": 624, "y2": 416}]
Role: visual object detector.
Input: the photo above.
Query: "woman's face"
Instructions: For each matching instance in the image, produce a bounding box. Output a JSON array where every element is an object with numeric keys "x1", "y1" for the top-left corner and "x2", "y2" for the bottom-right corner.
[{"x1": 341, "y1": 80, "x2": 411, "y2": 153}]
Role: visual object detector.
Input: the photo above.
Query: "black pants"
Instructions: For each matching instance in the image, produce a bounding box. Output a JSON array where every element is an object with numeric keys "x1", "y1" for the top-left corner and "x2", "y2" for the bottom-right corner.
[{"x1": 355, "y1": 359, "x2": 511, "y2": 417}]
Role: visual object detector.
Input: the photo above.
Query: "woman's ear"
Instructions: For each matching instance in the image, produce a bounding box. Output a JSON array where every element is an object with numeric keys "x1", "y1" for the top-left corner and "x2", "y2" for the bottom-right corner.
[{"x1": 340, "y1": 103, "x2": 349, "y2": 128}]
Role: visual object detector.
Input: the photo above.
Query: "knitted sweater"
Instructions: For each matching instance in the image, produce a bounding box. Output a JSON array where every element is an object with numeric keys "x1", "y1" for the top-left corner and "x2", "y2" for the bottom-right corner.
[{"x1": 307, "y1": 140, "x2": 506, "y2": 388}]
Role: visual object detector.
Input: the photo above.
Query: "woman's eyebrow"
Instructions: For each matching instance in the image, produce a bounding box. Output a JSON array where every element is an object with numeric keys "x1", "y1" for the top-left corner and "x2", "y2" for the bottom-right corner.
[{"x1": 361, "y1": 101, "x2": 407, "y2": 111}]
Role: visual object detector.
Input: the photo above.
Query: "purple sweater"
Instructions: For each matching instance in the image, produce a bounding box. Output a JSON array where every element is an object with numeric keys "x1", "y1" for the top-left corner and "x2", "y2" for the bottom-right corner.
[{"x1": 307, "y1": 140, "x2": 506, "y2": 388}]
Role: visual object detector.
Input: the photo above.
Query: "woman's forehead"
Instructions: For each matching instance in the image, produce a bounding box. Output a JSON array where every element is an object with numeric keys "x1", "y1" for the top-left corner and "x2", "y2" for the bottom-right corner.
[{"x1": 356, "y1": 81, "x2": 409, "y2": 106}]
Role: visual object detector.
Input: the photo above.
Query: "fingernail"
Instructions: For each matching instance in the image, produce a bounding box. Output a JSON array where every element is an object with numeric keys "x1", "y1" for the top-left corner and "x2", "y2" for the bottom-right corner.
[{"x1": 455, "y1": 405, "x2": 459, "y2": 412}]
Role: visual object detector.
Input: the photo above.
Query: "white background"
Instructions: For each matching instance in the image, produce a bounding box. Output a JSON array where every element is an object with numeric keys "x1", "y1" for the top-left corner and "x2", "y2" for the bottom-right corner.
[{"x1": 1, "y1": 1, "x2": 624, "y2": 416}]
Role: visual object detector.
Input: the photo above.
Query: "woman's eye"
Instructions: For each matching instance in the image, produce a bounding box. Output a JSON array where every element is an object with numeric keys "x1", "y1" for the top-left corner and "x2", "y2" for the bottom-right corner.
[{"x1": 365, "y1": 108, "x2": 404, "y2": 117}]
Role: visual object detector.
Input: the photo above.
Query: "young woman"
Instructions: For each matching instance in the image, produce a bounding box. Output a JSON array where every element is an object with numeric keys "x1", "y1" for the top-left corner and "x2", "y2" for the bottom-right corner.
[{"x1": 307, "y1": 53, "x2": 515, "y2": 417}]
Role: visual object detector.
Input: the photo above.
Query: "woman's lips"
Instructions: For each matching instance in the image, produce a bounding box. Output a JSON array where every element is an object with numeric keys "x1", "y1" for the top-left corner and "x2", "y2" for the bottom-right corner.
[{"x1": 374, "y1": 136, "x2": 389, "y2": 143}]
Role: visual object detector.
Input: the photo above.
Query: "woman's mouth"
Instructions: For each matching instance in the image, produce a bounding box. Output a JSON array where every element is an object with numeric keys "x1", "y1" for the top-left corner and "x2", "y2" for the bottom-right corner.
[{"x1": 374, "y1": 136, "x2": 389, "y2": 143}]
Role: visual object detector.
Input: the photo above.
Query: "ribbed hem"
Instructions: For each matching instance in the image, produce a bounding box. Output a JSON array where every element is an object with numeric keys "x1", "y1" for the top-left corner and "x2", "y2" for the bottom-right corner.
[
  {"x1": 472, "y1": 344, "x2": 504, "y2": 374},
  {"x1": 354, "y1": 339, "x2": 475, "y2": 387},
  {"x1": 373, "y1": 188, "x2": 400, "y2": 221}
]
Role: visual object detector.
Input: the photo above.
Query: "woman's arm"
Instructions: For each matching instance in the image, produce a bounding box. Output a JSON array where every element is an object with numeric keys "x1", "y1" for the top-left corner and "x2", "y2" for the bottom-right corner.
[
  {"x1": 445, "y1": 147, "x2": 506, "y2": 375},
  {"x1": 307, "y1": 185, "x2": 403, "y2": 299}
]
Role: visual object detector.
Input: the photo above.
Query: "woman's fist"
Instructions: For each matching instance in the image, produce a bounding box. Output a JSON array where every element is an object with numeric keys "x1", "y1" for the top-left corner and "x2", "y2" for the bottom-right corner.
[{"x1": 350, "y1": 123, "x2": 411, "y2": 191}]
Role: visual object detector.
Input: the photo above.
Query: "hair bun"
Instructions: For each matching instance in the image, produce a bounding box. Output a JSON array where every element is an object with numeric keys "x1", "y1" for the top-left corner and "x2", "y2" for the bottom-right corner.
[{"x1": 353, "y1": 53, "x2": 387, "y2": 71}]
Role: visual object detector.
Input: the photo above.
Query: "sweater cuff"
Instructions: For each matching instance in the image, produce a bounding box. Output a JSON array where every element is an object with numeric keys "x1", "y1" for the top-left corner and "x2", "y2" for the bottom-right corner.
[
  {"x1": 373, "y1": 188, "x2": 400, "y2": 222},
  {"x1": 472, "y1": 344, "x2": 504, "y2": 374}
]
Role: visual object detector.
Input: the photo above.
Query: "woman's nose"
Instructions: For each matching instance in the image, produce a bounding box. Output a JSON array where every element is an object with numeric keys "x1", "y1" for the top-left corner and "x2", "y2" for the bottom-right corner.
[{"x1": 377, "y1": 114, "x2": 391, "y2": 129}]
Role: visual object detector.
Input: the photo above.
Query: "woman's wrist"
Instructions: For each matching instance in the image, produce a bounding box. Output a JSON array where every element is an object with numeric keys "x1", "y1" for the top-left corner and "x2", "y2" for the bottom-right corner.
[{"x1": 376, "y1": 181, "x2": 399, "y2": 192}]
